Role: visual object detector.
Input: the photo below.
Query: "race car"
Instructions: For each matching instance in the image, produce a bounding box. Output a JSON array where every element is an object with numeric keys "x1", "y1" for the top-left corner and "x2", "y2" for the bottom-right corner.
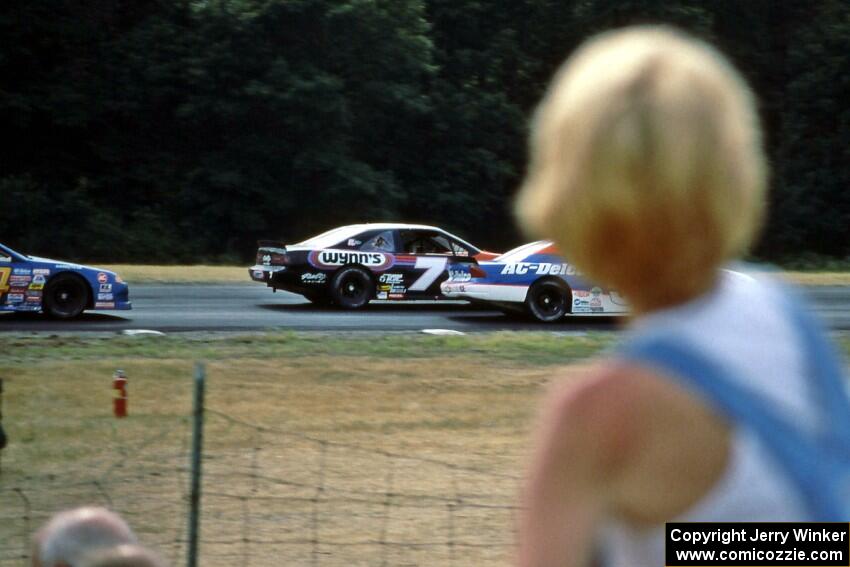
[
  {"x1": 0, "y1": 242, "x2": 131, "y2": 318},
  {"x1": 249, "y1": 223, "x2": 498, "y2": 308},
  {"x1": 440, "y1": 240, "x2": 629, "y2": 322}
]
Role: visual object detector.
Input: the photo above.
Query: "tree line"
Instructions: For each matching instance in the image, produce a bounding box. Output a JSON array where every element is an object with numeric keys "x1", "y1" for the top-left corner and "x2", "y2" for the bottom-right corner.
[{"x1": 1, "y1": 0, "x2": 847, "y2": 263}]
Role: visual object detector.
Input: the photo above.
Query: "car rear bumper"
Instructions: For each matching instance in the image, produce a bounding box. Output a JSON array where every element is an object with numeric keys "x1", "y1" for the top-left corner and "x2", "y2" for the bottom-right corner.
[{"x1": 249, "y1": 265, "x2": 286, "y2": 283}]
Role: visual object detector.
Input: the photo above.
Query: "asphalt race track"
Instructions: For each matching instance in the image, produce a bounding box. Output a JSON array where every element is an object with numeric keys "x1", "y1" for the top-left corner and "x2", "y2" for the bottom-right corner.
[{"x1": 1, "y1": 283, "x2": 849, "y2": 333}]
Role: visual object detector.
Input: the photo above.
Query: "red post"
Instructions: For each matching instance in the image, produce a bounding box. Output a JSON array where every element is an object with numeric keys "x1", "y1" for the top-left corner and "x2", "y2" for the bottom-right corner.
[{"x1": 113, "y1": 370, "x2": 127, "y2": 418}]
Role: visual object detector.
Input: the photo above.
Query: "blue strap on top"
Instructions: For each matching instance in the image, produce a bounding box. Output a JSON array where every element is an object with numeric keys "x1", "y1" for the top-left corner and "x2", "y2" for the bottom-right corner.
[{"x1": 619, "y1": 284, "x2": 850, "y2": 520}]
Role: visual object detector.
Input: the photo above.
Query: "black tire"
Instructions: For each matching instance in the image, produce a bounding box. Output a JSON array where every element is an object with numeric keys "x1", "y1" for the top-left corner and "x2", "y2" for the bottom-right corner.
[
  {"x1": 43, "y1": 273, "x2": 90, "y2": 319},
  {"x1": 329, "y1": 266, "x2": 374, "y2": 309},
  {"x1": 525, "y1": 280, "x2": 569, "y2": 323}
]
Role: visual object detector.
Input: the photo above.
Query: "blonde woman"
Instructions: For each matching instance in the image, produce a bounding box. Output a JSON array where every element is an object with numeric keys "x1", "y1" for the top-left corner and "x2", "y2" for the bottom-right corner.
[{"x1": 515, "y1": 26, "x2": 848, "y2": 567}]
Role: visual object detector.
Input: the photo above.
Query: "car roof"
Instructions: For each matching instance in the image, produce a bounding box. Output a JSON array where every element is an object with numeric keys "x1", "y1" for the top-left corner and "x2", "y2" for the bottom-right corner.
[
  {"x1": 298, "y1": 223, "x2": 480, "y2": 251},
  {"x1": 342, "y1": 222, "x2": 445, "y2": 232}
]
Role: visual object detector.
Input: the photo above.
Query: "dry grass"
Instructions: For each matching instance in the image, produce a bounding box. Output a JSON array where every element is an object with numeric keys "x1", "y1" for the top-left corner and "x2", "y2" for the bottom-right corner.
[
  {"x1": 781, "y1": 272, "x2": 850, "y2": 286},
  {"x1": 98, "y1": 264, "x2": 850, "y2": 286},
  {"x1": 0, "y1": 337, "x2": 598, "y2": 567}
]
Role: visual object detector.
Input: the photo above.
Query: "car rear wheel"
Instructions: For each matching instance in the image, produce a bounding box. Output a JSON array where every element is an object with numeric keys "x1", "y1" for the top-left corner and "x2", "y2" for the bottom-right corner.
[
  {"x1": 525, "y1": 280, "x2": 569, "y2": 323},
  {"x1": 43, "y1": 274, "x2": 89, "y2": 319},
  {"x1": 330, "y1": 267, "x2": 373, "y2": 309}
]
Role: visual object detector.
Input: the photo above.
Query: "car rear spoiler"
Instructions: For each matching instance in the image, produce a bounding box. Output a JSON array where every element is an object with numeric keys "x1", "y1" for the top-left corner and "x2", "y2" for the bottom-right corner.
[{"x1": 257, "y1": 240, "x2": 287, "y2": 253}]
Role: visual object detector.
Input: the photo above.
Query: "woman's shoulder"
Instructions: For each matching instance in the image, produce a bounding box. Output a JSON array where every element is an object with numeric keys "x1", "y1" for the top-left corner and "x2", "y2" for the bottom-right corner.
[{"x1": 547, "y1": 361, "x2": 731, "y2": 522}]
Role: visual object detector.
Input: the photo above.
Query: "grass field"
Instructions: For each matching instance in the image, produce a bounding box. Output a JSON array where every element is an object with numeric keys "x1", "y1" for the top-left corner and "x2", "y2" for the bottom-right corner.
[
  {"x1": 98, "y1": 264, "x2": 850, "y2": 286},
  {"x1": 0, "y1": 332, "x2": 612, "y2": 567},
  {"x1": 4, "y1": 331, "x2": 850, "y2": 566}
]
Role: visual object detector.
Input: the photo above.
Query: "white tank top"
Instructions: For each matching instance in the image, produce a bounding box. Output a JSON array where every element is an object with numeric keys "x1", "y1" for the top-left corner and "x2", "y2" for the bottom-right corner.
[{"x1": 600, "y1": 268, "x2": 816, "y2": 567}]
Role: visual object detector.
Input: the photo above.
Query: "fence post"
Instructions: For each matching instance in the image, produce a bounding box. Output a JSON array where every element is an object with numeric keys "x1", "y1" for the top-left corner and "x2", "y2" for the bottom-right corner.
[{"x1": 187, "y1": 363, "x2": 206, "y2": 567}]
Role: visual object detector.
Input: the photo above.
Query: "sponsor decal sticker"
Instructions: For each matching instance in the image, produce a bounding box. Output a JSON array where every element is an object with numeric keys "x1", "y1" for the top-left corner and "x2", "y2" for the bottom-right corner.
[
  {"x1": 448, "y1": 269, "x2": 471, "y2": 282},
  {"x1": 98, "y1": 293, "x2": 114, "y2": 301},
  {"x1": 33, "y1": 269, "x2": 51, "y2": 275},
  {"x1": 388, "y1": 293, "x2": 405, "y2": 299},
  {"x1": 13, "y1": 268, "x2": 32, "y2": 276},
  {"x1": 33, "y1": 274, "x2": 46, "y2": 285},
  {"x1": 10, "y1": 275, "x2": 32, "y2": 285},
  {"x1": 300, "y1": 273, "x2": 327, "y2": 284},
  {"x1": 26, "y1": 290, "x2": 42, "y2": 298},
  {"x1": 347, "y1": 239, "x2": 362, "y2": 247},
  {"x1": 97, "y1": 272, "x2": 109, "y2": 284},
  {"x1": 376, "y1": 291, "x2": 388, "y2": 300},
  {"x1": 7, "y1": 293, "x2": 24, "y2": 303},
  {"x1": 378, "y1": 273, "x2": 403, "y2": 284},
  {"x1": 28, "y1": 283, "x2": 44, "y2": 291},
  {"x1": 0, "y1": 255, "x2": 10, "y2": 262},
  {"x1": 253, "y1": 270, "x2": 265, "y2": 279},
  {"x1": 309, "y1": 249, "x2": 394, "y2": 271},
  {"x1": 500, "y1": 262, "x2": 578, "y2": 276},
  {"x1": 99, "y1": 283, "x2": 112, "y2": 293},
  {"x1": 95, "y1": 301, "x2": 115, "y2": 309}
]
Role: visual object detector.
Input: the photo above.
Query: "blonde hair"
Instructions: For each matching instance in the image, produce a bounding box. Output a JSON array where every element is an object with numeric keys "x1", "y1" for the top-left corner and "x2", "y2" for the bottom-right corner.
[{"x1": 516, "y1": 26, "x2": 766, "y2": 312}]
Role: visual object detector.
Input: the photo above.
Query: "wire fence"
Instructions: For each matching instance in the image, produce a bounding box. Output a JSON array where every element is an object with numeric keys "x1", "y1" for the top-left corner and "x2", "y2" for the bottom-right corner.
[{"x1": 0, "y1": 371, "x2": 523, "y2": 566}]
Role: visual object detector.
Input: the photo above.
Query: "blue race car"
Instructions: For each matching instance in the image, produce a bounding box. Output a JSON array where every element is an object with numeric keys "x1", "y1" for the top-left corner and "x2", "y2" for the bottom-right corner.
[
  {"x1": 0, "y1": 243, "x2": 131, "y2": 318},
  {"x1": 441, "y1": 240, "x2": 629, "y2": 322}
]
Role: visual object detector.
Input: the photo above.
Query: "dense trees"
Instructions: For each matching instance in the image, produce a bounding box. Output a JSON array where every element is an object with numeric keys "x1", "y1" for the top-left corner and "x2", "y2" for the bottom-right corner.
[{"x1": 1, "y1": 0, "x2": 847, "y2": 262}]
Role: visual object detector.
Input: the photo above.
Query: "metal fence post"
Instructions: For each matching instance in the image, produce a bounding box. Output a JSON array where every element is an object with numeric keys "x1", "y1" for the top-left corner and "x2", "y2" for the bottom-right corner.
[{"x1": 187, "y1": 363, "x2": 206, "y2": 567}]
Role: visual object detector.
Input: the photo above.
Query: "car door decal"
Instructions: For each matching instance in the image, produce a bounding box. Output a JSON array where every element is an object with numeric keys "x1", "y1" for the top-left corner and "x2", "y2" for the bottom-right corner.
[
  {"x1": 409, "y1": 257, "x2": 448, "y2": 291},
  {"x1": 0, "y1": 267, "x2": 10, "y2": 298}
]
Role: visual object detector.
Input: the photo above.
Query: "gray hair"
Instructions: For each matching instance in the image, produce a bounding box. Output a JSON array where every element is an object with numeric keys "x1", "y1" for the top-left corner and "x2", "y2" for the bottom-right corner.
[{"x1": 36, "y1": 507, "x2": 137, "y2": 567}]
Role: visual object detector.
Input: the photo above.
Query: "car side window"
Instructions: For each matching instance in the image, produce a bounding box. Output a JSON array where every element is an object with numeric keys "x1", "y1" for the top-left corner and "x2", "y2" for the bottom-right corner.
[
  {"x1": 401, "y1": 231, "x2": 453, "y2": 254},
  {"x1": 449, "y1": 240, "x2": 470, "y2": 257},
  {"x1": 360, "y1": 230, "x2": 396, "y2": 252},
  {"x1": 429, "y1": 235, "x2": 454, "y2": 255}
]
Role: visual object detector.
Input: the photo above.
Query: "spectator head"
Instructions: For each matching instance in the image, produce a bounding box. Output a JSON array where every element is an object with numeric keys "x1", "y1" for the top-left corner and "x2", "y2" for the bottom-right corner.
[
  {"x1": 32, "y1": 507, "x2": 137, "y2": 567},
  {"x1": 516, "y1": 26, "x2": 766, "y2": 313},
  {"x1": 78, "y1": 544, "x2": 167, "y2": 567}
]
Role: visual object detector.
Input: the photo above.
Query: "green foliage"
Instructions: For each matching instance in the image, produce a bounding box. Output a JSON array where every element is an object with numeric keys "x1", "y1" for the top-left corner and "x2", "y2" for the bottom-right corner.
[{"x1": 1, "y1": 0, "x2": 847, "y2": 261}]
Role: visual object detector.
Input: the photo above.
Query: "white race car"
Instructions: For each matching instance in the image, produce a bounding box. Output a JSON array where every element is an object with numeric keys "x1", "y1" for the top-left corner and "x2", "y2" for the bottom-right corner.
[{"x1": 441, "y1": 241, "x2": 629, "y2": 322}]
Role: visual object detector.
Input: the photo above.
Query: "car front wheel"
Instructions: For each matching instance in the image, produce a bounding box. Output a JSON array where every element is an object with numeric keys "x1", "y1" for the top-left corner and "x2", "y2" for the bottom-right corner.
[{"x1": 43, "y1": 274, "x2": 89, "y2": 319}]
